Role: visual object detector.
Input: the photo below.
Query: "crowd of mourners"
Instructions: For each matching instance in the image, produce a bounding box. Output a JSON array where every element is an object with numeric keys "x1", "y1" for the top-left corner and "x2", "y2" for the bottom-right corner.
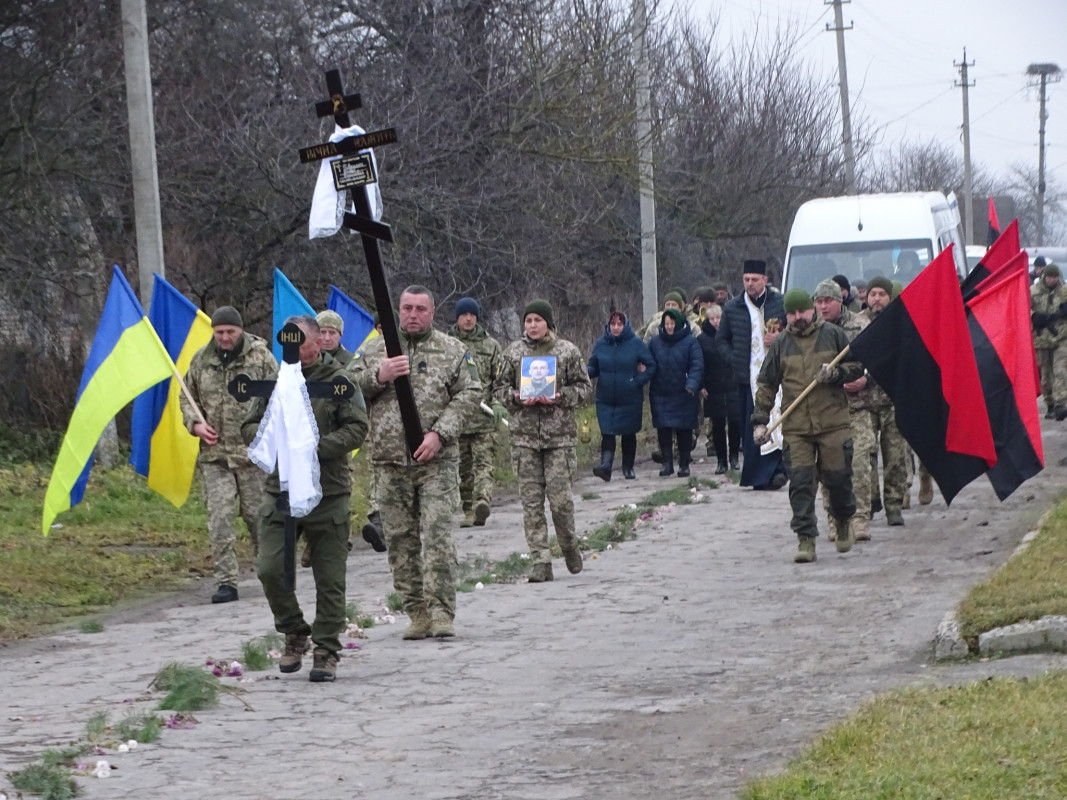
[{"x1": 179, "y1": 251, "x2": 1063, "y2": 682}]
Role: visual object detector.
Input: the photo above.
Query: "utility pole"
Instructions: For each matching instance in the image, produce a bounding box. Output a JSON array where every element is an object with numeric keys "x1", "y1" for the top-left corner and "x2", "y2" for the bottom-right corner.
[
  {"x1": 633, "y1": 0, "x2": 658, "y2": 322},
  {"x1": 955, "y1": 49, "x2": 975, "y2": 246},
  {"x1": 1027, "y1": 62, "x2": 1062, "y2": 246},
  {"x1": 825, "y1": 0, "x2": 856, "y2": 193},
  {"x1": 121, "y1": 0, "x2": 165, "y2": 307}
]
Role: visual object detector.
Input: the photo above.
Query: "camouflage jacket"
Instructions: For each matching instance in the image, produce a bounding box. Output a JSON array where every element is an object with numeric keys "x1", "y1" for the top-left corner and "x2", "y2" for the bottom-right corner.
[
  {"x1": 180, "y1": 332, "x2": 277, "y2": 466},
  {"x1": 1030, "y1": 279, "x2": 1067, "y2": 349},
  {"x1": 348, "y1": 328, "x2": 481, "y2": 466},
  {"x1": 752, "y1": 316, "x2": 863, "y2": 436},
  {"x1": 494, "y1": 331, "x2": 592, "y2": 449},
  {"x1": 240, "y1": 353, "x2": 369, "y2": 497},
  {"x1": 856, "y1": 307, "x2": 895, "y2": 409},
  {"x1": 827, "y1": 307, "x2": 873, "y2": 412},
  {"x1": 447, "y1": 322, "x2": 504, "y2": 434}
]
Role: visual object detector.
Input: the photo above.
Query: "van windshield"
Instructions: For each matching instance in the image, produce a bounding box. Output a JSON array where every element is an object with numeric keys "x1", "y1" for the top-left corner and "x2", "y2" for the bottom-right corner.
[{"x1": 785, "y1": 239, "x2": 935, "y2": 294}]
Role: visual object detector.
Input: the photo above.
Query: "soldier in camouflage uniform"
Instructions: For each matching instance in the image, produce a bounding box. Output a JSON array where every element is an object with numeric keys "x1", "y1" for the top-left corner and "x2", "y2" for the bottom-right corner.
[
  {"x1": 859, "y1": 277, "x2": 909, "y2": 527},
  {"x1": 1030, "y1": 262, "x2": 1067, "y2": 419},
  {"x1": 316, "y1": 309, "x2": 354, "y2": 366},
  {"x1": 752, "y1": 289, "x2": 864, "y2": 563},
  {"x1": 181, "y1": 306, "x2": 277, "y2": 604},
  {"x1": 241, "y1": 316, "x2": 369, "y2": 682},
  {"x1": 448, "y1": 297, "x2": 506, "y2": 527},
  {"x1": 494, "y1": 299, "x2": 592, "y2": 582},
  {"x1": 349, "y1": 286, "x2": 480, "y2": 640},
  {"x1": 814, "y1": 279, "x2": 874, "y2": 543}
]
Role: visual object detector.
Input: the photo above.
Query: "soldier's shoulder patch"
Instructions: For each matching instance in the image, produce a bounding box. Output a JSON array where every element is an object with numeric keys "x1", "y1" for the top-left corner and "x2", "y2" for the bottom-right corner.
[
  {"x1": 465, "y1": 354, "x2": 476, "y2": 366},
  {"x1": 353, "y1": 350, "x2": 363, "y2": 360}
]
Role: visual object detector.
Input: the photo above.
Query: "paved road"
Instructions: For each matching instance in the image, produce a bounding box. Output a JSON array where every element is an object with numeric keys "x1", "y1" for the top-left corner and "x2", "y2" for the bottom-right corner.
[{"x1": 3, "y1": 423, "x2": 1067, "y2": 799}]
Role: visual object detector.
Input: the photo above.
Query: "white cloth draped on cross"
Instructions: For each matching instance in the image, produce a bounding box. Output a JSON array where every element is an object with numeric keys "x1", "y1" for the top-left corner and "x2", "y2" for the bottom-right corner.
[
  {"x1": 308, "y1": 124, "x2": 384, "y2": 239},
  {"x1": 247, "y1": 361, "x2": 322, "y2": 517}
]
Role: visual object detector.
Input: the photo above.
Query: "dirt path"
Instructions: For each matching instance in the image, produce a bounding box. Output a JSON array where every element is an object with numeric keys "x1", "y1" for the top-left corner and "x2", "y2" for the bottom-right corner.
[{"x1": 3, "y1": 422, "x2": 1067, "y2": 799}]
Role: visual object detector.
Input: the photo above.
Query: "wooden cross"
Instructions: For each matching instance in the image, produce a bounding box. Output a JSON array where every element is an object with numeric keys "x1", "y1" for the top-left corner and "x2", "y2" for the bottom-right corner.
[
  {"x1": 300, "y1": 69, "x2": 424, "y2": 456},
  {"x1": 228, "y1": 322, "x2": 357, "y2": 591}
]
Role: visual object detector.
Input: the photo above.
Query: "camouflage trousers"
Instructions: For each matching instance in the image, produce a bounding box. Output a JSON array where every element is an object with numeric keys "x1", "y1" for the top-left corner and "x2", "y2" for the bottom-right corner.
[
  {"x1": 459, "y1": 432, "x2": 495, "y2": 513},
  {"x1": 1036, "y1": 346, "x2": 1067, "y2": 410},
  {"x1": 821, "y1": 409, "x2": 874, "y2": 525},
  {"x1": 198, "y1": 459, "x2": 263, "y2": 587},
  {"x1": 256, "y1": 492, "x2": 350, "y2": 656},
  {"x1": 376, "y1": 460, "x2": 459, "y2": 623},
  {"x1": 516, "y1": 446, "x2": 578, "y2": 564},
  {"x1": 869, "y1": 405, "x2": 908, "y2": 515},
  {"x1": 783, "y1": 428, "x2": 854, "y2": 539}
]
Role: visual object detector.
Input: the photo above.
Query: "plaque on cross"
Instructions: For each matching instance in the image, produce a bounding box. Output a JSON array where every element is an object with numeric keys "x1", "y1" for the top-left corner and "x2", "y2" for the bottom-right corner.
[
  {"x1": 227, "y1": 322, "x2": 356, "y2": 591},
  {"x1": 300, "y1": 68, "x2": 424, "y2": 457}
]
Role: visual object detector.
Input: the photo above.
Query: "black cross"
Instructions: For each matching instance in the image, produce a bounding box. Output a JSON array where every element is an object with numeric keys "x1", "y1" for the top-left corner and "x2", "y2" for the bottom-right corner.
[
  {"x1": 300, "y1": 69, "x2": 424, "y2": 457},
  {"x1": 228, "y1": 322, "x2": 357, "y2": 591}
]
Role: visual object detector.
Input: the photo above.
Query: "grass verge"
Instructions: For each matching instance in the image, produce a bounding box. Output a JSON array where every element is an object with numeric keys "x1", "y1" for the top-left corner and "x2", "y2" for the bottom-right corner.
[
  {"x1": 740, "y1": 671, "x2": 1067, "y2": 800},
  {"x1": 955, "y1": 500, "x2": 1067, "y2": 648},
  {"x1": 0, "y1": 464, "x2": 217, "y2": 640}
]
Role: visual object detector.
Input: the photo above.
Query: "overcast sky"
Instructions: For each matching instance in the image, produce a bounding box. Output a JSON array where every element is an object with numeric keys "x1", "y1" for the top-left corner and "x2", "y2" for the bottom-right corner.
[{"x1": 668, "y1": 0, "x2": 1067, "y2": 185}]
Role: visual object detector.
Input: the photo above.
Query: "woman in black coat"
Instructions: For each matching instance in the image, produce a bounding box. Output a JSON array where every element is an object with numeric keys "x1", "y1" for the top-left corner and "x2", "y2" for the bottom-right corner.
[
  {"x1": 587, "y1": 312, "x2": 655, "y2": 480},
  {"x1": 647, "y1": 309, "x2": 704, "y2": 477},
  {"x1": 698, "y1": 305, "x2": 741, "y2": 474}
]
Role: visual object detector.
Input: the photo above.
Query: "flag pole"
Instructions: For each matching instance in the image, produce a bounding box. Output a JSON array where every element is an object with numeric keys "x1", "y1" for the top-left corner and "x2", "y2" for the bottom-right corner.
[
  {"x1": 172, "y1": 366, "x2": 208, "y2": 427},
  {"x1": 766, "y1": 346, "x2": 851, "y2": 435}
]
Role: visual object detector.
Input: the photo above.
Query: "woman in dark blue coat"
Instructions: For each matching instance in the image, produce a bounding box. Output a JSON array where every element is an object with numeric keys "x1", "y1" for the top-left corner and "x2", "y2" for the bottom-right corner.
[
  {"x1": 648, "y1": 309, "x2": 704, "y2": 477},
  {"x1": 698, "y1": 305, "x2": 741, "y2": 474},
  {"x1": 587, "y1": 312, "x2": 655, "y2": 480}
]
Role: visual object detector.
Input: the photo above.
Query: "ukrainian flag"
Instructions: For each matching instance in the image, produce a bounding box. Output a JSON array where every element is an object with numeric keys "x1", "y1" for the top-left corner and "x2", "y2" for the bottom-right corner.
[
  {"x1": 272, "y1": 268, "x2": 315, "y2": 362},
  {"x1": 327, "y1": 284, "x2": 377, "y2": 351},
  {"x1": 129, "y1": 274, "x2": 213, "y2": 507},
  {"x1": 42, "y1": 267, "x2": 176, "y2": 535}
]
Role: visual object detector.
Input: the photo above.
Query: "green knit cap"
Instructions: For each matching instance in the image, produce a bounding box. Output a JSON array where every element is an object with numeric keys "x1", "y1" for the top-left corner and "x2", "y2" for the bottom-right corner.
[
  {"x1": 782, "y1": 288, "x2": 814, "y2": 313},
  {"x1": 1044, "y1": 263, "x2": 1062, "y2": 278},
  {"x1": 523, "y1": 298, "x2": 555, "y2": 329},
  {"x1": 663, "y1": 291, "x2": 685, "y2": 308}
]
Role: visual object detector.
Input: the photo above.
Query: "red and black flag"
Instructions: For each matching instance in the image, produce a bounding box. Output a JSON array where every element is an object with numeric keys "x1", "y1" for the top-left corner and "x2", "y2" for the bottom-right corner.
[
  {"x1": 965, "y1": 255, "x2": 1044, "y2": 499},
  {"x1": 850, "y1": 245, "x2": 996, "y2": 504},
  {"x1": 987, "y1": 196, "x2": 1001, "y2": 247},
  {"x1": 961, "y1": 219, "x2": 1021, "y2": 300}
]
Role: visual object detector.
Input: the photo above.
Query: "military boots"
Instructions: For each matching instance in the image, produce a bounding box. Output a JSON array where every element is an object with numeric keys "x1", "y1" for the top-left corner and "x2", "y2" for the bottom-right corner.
[
  {"x1": 794, "y1": 536, "x2": 816, "y2": 563},
  {"x1": 279, "y1": 632, "x2": 310, "y2": 673}
]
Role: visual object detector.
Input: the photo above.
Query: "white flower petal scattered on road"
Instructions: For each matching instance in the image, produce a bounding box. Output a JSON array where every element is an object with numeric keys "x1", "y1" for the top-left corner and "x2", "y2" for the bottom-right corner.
[
  {"x1": 126, "y1": 740, "x2": 138, "y2": 750},
  {"x1": 92, "y1": 760, "x2": 111, "y2": 778},
  {"x1": 520, "y1": 553, "x2": 529, "y2": 560},
  {"x1": 475, "y1": 582, "x2": 484, "y2": 590},
  {"x1": 118, "y1": 744, "x2": 129, "y2": 753}
]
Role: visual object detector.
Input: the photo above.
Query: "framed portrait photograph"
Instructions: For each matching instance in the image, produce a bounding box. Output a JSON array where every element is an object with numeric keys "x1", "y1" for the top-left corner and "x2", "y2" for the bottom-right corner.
[{"x1": 519, "y1": 355, "x2": 557, "y2": 399}]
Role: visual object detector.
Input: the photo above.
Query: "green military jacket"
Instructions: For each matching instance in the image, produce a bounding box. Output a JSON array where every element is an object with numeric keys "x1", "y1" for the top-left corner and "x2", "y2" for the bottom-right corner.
[
  {"x1": 494, "y1": 331, "x2": 592, "y2": 450},
  {"x1": 180, "y1": 332, "x2": 277, "y2": 466},
  {"x1": 752, "y1": 315, "x2": 863, "y2": 437},
  {"x1": 348, "y1": 328, "x2": 481, "y2": 466},
  {"x1": 240, "y1": 353, "x2": 369, "y2": 497},
  {"x1": 827, "y1": 307, "x2": 873, "y2": 412},
  {"x1": 1030, "y1": 279, "x2": 1067, "y2": 349},
  {"x1": 447, "y1": 322, "x2": 504, "y2": 435},
  {"x1": 326, "y1": 344, "x2": 354, "y2": 366}
]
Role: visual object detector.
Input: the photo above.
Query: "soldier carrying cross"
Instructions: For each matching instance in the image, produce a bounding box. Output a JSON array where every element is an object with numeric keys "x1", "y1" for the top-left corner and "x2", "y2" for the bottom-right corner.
[{"x1": 238, "y1": 315, "x2": 368, "y2": 683}]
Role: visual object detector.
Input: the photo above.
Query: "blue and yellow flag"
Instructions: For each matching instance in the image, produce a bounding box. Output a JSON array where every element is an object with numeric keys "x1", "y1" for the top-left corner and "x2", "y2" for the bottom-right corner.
[
  {"x1": 272, "y1": 268, "x2": 315, "y2": 362},
  {"x1": 129, "y1": 275, "x2": 213, "y2": 507},
  {"x1": 326, "y1": 285, "x2": 377, "y2": 352},
  {"x1": 42, "y1": 267, "x2": 176, "y2": 534}
]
